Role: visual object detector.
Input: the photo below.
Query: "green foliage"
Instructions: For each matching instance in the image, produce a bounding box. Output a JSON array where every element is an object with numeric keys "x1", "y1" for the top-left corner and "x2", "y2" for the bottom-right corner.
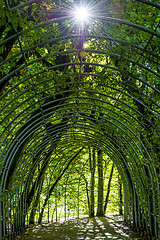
[{"x1": 0, "y1": 0, "x2": 159, "y2": 238}]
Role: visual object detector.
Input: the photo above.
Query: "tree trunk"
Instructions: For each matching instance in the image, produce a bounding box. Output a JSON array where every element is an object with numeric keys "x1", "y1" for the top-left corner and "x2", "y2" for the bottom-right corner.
[
  {"x1": 29, "y1": 180, "x2": 43, "y2": 225},
  {"x1": 96, "y1": 149, "x2": 104, "y2": 216},
  {"x1": 85, "y1": 178, "x2": 90, "y2": 215},
  {"x1": 104, "y1": 163, "x2": 114, "y2": 214},
  {"x1": 118, "y1": 174, "x2": 123, "y2": 215}
]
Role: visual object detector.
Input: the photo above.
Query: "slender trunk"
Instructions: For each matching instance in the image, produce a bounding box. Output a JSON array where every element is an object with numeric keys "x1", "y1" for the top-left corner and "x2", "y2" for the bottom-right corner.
[
  {"x1": 80, "y1": 174, "x2": 90, "y2": 217},
  {"x1": 104, "y1": 163, "x2": 114, "y2": 214},
  {"x1": 29, "y1": 180, "x2": 43, "y2": 225},
  {"x1": 64, "y1": 177, "x2": 68, "y2": 221},
  {"x1": 89, "y1": 147, "x2": 96, "y2": 217},
  {"x1": 97, "y1": 149, "x2": 104, "y2": 216},
  {"x1": 84, "y1": 179, "x2": 90, "y2": 215},
  {"x1": 11, "y1": 149, "x2": 53, "y2": 233},
  {"x1": 118, "y1": 174, "x2": 123, "y2": 215}
]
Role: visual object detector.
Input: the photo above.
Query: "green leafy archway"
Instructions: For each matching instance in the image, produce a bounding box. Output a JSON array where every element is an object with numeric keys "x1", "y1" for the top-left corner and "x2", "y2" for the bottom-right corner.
[{"x1": 0, "y1": 0, "x2": 160, "y2": 239}]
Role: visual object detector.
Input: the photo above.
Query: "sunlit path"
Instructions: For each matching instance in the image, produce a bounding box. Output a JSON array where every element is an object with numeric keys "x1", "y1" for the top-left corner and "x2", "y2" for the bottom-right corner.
[
  {"x1": 1, "y1": 0, "x2": 160, "y2": 239},
  {"x1": 18, "y1": 217, "x2": 143, "y2": 240}
]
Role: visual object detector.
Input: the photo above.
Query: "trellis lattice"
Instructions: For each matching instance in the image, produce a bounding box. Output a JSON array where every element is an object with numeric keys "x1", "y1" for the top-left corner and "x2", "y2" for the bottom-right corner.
[{"x1": 0, "y1": 0, "x2": 160, "y2": 239}]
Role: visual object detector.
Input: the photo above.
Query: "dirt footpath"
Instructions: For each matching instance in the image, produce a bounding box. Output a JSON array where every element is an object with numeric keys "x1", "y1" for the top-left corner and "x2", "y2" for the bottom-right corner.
[{"x1": 16, "y1": 216, "x2": 146, "y2": 240}]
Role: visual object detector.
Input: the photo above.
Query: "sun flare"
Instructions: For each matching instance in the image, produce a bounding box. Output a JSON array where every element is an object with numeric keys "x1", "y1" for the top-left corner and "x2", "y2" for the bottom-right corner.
[{"x1": 74, "y1": 6, "x2": 89, "y2": 23}]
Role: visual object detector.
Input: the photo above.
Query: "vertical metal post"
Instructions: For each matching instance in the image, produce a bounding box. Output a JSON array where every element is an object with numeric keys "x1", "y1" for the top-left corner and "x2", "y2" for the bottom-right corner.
[
  {"x1": 47, "y1": 170, "x2": 50, "y2": 223},
  {"x1": 0, "y1": 197, "x2": 2, "y2": 240},
  {"x1": 77, "y1": 179, "x2": 80, "y2": 219},
  {"x1": 22, "y1": 189, "x2": 25, "y2": 230},
  {"x1": 17, "y1": 185, "x2": 20, "y2": 233},
  {"x1": 48, "y1": 198, "x2": 49, "y2": 223},
  {"x1": 55, "y1": 188, "x2": 57, "y2": 222},
  {"x1": 7, "y1": 191, "x2": 10, "y2": 239},
  {"x1": 64, "y1": 177, "x2": 68, "y2": 221},
  {"x1": 15, "y1": 185, "x2": 18, "y2": 235},
  {"x1": 38, "y1": 203, "x2": 40, "y2": 224},
  {"x1": 10, "y1": 192, "x2": 12, "y2": 239}
]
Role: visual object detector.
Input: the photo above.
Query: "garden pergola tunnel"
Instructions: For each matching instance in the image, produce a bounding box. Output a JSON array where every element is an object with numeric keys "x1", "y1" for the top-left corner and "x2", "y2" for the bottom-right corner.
[{"x1": 0, "y1": 0, "x2": 160, "y2": 239}]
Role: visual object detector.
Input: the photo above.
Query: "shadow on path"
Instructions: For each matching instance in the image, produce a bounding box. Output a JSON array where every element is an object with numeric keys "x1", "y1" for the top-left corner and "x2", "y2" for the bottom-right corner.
[{"x1": 17, "y1": 216, "x2": 144, "y2": 239}]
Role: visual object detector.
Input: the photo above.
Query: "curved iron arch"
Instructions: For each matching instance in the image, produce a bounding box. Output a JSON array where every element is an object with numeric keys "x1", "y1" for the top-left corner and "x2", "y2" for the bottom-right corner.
[{"x1": 0, "y1": 0, "x2": 160, "y2": 238}]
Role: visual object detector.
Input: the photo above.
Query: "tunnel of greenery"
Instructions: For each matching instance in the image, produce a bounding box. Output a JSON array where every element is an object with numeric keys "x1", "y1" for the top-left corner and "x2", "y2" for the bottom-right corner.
[{"x1": 0, "y1": 0, "x2": 160, "y2": 239}]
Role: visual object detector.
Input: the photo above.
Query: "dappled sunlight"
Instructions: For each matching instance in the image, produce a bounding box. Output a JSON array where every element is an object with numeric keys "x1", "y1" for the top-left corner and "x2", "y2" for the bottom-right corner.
[
  {"x1": 1, "y1": 0, "x2": 159, "y2": 239},
  {"x1": 17, "y1": 216, "x2": 144, "y2": 239}
]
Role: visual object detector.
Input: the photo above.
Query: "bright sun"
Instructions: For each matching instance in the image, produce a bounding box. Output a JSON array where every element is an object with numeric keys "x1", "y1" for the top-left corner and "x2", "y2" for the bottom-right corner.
[{"x1": 75, "y1": 7, "x2": 89, "y2": 23}]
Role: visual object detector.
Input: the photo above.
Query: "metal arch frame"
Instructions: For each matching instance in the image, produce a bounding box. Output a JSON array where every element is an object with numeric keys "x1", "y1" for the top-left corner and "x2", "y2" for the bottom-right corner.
[
  {"x1": 0, "y1": 80, "x2": 157, "y2": 127},
  {"x1": 30, "y1": 127, "x2": 153, "y2": 229},
  {"x1": 1, "y1": 47, "x2": 160, "y2": 79},
  {"x1": 9, "y1": 0, "x2": 160, "y2": 10},
  {"x1": 1, "y1": 34, "x2": 159, "y2": 76},
  {"x1": 1, "y1": 77, "x2": 158, "y2": 127},
  {"x1": 0, "y1": 0, "x2": 160, "y2": 239},
  {"x1": 1, "y1": 16, "x2": 160, "y2": 44},
  {"x1": 0, "y1": 104, "x2": 154, "y2": 162},
  {"x1": 1, "y1": 48, "x2": 160, "y2": 90},
  {"x1": 1, "y1": 88, "x2": 159, "y2": 231},
  {"x1": 0, "y1": 89, "x2": 159, "y2": 188},
  {"x1": 10, "y1": 126, "x2": 136, "y2": 198},
  {"x1": 1, "y1": 113, "x2": 158, "y2": 202},
  {"x1": 0, "y1": 99, "x2": 152, "y2": 183},
  {"x1": 0, "y1": 126, "x2": 159, "y2": 237}
]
